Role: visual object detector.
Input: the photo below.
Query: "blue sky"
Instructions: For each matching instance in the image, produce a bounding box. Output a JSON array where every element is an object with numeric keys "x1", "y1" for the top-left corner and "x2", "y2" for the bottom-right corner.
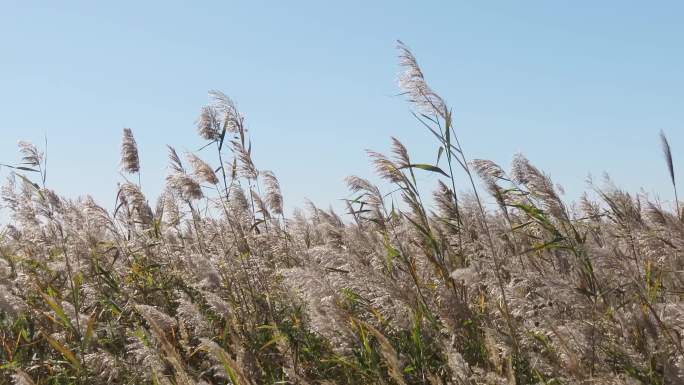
[{"x1": 1, "y1": 1, "x2": 683, "y2": 214}]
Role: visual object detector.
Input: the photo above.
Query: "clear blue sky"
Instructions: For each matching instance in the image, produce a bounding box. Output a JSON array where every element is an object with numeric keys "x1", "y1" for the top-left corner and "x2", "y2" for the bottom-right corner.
[{"x1": 1, "y1": 1, "x2": 683, "y2": 214}]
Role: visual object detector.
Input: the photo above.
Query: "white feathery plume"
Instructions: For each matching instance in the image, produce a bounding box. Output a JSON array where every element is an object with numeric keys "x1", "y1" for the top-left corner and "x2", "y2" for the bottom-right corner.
[
  {"x1": 120, "y1": 128, "x2": 140, "y2": 174},
  {"x1": 396, "y1": 40, "x2": 447, "y2": 118},
  {"x1": 262, "y1": 170, "x2": 284, "y2": 215},
  {"x1": 166, "y1": 174, "x2": 203, "y2": 200},
  {"x1": 17, "y1": 141, "x2": 42, "y2": 168},
  {"x1": 196, "y1": 106, "x2": 222, "y2": 141},
  {"x1": 209, "y1": 90, "x2": 243, "y2": 134},
  {"x1": 186, "y1": 153, "x2": 219, "y2": 185}
]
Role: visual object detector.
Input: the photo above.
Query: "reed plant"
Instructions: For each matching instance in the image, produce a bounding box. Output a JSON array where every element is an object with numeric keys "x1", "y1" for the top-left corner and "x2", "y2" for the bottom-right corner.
[{"x1": 1, "y1": 43, "x2": 683, "y2": 385}]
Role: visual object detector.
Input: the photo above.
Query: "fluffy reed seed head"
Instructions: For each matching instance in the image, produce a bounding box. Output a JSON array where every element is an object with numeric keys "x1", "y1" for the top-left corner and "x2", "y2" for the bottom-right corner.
[
  {"x1": 120, "y1": 128, "x2": 140, "y2": 174},
  {"x1": 396, "y1": 40, "x2": 447, "y2": 118},
  {"x1": 166, "y1": 174, "x2": 203, "y2": 200},
  {"x1": 209, "y1": 90, "x2": 242, "y2": 133},
  {"x1": 232, "y1": 141, "x2": 258, "y2": 180},
  {"x1": 196, "y1": 106, "x2": 221, "y2": 141},
  {"x1": 17, "y1": 141, "x2": 42, "y2": 168},
  {"x1": 166, "y1": 145, "x2": 185, "y2": 174},
  {"x1": 119, "y1": 182, "x2": 153, "y2": 225},
  {"x1": 186, "y1": 153, "x2": 219, "y2": 185},
  {"x1": 262, "y1": 170, "x2": 283, "y2": 215}
]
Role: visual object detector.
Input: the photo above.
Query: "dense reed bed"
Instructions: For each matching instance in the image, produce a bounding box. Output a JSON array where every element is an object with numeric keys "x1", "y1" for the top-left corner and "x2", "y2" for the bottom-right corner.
[{"x1": 1, "y1": 43, "x2": 683, "y2": 385}]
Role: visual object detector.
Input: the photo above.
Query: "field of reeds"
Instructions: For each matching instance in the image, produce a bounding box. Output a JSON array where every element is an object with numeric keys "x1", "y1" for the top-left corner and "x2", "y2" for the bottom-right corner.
[{"x1": 1, "y1": 43, "x2": 683, "y2": 385}]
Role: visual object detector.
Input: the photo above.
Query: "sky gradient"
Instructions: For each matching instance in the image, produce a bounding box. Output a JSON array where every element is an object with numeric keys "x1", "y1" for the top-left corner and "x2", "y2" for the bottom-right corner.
[{"x1": 1, "y1": 1, "x2": 683, "y2": 214}]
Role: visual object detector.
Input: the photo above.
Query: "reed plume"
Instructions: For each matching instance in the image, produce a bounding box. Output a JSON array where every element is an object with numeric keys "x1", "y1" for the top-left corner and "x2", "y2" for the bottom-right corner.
[
  {"x1": 262, "y1": 170, "x2": 283, "y2": 215},
  {"x1": 17, "y1": 141, "x2": 42, "y2": 168},
  {"x1": 396, "y1": 40, "x2": 447, "y2": 118},
  {"x1": 166, "y1": 173, "x2": 203, "y2": 200},
  {"x1": 186, "y1": 153, "x2": 219, "y2": 185},
  {"x1": 120, "y1": 128, "x2": 140, "y2": 174},
  {"x1": 660, "y1": 130, "x2": 679, "y2": 217},
  {"x1": 197, "y1": 106, "x2": 221, "y2": 141}
]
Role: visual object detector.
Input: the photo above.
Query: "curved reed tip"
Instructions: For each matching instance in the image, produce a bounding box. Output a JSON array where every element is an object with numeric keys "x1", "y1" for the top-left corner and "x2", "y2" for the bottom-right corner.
[
  {"x1": 396, "y1": 41, "x2": 447, "y2": 118},
  {"x1": 660, "y1": 130, "x2": 675, "y2": 186}
]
